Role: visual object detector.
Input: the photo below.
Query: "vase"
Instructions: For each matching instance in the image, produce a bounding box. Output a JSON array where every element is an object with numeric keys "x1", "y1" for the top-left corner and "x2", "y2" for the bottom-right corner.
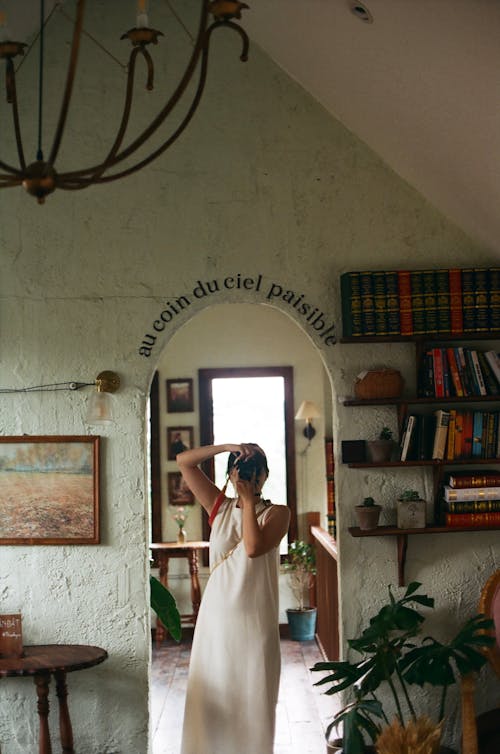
[
  {"x1": 355, "y1": 504, "x2": 382, "y2": 530},
  {"x1": 177, "y1": 527, "x2": 186, "y2": 544}
]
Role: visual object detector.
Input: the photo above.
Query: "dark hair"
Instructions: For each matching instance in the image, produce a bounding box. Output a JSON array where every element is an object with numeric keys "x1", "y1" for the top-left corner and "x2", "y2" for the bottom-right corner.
[{"x1": 226, "y1": 445, "x2": 269, "y2": 477}]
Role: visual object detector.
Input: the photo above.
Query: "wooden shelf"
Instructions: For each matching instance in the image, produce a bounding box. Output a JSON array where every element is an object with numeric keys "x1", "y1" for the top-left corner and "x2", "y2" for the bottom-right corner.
[
  {"x1": 340, "y1": 333, "x2": 500, "y2": 344},
  {"x1": 343, "y1": 395, "x2": 500, "y2": 407},
  {"x1": 347, "y1": 458, "x2": 500, "y2": 468},
  {"x1": 348, "y1": 525, "x2": 500, "y2": 587}
]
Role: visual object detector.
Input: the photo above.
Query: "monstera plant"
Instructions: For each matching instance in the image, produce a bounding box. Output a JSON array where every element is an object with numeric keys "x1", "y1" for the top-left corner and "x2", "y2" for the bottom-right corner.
[
  {"x1": 312, "y1": 581, "x2": 494, "y2": 754},
  {"x1": 150, "y1": 575, "x2": 181, "y2": 642}
]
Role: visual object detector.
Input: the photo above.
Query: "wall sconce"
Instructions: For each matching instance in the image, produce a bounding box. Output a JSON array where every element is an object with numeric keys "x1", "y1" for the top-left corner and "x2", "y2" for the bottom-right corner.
[
  {"x1": 0, "y1": 370, "x2": 121, "y2": 426},
  {"x1": 295, "y1": 400, "x2": 321, "y2": 443},
  {"x1": 86, "y1": 371, "x2": 121, "y2": 426}
]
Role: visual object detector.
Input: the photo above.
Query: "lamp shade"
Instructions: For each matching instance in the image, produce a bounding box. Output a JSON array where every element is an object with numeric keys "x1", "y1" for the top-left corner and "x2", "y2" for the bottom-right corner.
[
  {"x1": 86, "y1": 391, "x2": 114, "y2": 425},
  {"x1": 295, "y1": 400, "x2": 321, "y2": 422}
]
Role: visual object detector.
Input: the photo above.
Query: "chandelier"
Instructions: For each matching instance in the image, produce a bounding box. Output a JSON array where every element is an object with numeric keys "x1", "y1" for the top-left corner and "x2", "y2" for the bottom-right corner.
[{"x1": 0, "y1": 0, "x2": 249, "y2": 203}]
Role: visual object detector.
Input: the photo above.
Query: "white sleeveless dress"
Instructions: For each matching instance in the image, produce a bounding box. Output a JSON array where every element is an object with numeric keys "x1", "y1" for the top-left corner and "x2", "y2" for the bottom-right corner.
[{"x1": 180, "y1": 496, "x2": 281, "y2": 754}]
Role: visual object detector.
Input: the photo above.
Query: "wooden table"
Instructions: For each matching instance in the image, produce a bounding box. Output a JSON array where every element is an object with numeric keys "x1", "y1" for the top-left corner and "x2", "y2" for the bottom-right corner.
[
  {"x1": 151, "y1": 541, "x2": 210, "y2": 646},
  {"x1": 0, "y1": 644, "x2": 108, "y2": 754}
]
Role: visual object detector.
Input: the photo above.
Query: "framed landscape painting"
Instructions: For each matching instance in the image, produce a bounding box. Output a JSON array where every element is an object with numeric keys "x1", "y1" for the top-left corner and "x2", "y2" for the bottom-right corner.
[{"x1": 0, "y1": 435, "x2": 100, "y2": 545}]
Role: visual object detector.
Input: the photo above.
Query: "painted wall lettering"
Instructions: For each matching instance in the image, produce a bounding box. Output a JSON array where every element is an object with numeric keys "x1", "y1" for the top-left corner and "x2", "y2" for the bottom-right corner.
[{"x1": 139, "y1": 273, "x2": 336, "y2": 356}]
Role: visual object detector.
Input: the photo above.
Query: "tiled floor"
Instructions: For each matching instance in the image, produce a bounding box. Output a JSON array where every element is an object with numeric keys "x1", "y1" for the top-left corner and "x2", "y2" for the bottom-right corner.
[{"x1": 151, "y1": 635, "x2": 338, "y2": 754}]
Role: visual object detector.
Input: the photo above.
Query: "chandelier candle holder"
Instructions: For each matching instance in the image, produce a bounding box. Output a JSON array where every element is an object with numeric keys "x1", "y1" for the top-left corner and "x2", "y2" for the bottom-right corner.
[
  {"x1": 172, "y1": 506, "x2": 190, "y2": 544},
  {"x1": 0, "y1": 0, "x2": 249, "y2": 203}
]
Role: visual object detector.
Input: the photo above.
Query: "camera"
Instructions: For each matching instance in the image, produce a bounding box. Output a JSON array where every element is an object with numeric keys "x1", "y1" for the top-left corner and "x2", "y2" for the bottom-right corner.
[{"x1": 235, "y1": 457, "x2": 258, "y2": 481}]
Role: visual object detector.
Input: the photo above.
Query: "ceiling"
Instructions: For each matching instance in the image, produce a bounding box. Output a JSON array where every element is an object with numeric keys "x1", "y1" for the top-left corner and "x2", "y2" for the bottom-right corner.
[{"x1": 3, "y1": 0, "x2": 500, "y2": 255}]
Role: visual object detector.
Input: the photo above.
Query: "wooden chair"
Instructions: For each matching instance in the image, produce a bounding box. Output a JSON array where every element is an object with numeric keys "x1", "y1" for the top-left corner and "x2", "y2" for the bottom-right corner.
[{"x1": 461, "y1": 568, "x2": 500, "y2": 754}]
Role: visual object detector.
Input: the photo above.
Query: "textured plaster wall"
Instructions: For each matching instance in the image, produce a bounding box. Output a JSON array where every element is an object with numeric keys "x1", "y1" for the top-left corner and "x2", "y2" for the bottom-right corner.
[{"x1": 0, "y1": 1, "x2": 498, "y2": 751}]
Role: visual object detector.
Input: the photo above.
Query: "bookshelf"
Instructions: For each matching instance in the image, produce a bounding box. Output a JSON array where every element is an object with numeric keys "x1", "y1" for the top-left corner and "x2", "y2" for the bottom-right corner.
[{"x1": 340, "y1": 332, "x2": 500, "y2": 585}]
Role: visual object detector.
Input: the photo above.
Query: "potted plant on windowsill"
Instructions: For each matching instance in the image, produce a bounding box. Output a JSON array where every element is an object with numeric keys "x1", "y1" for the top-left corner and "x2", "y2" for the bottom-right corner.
[
  {"x1": 355, "y1": 496, "x2": 382, "y2": 531},
  {"x1": 284, "y1": 540, "x2": 317, "y2": 641},
  {"x1": 312, "y1": 581, "x2": 494, "y2": 754},
  {"x1": 366, "y1": 426, "x2": 395, "y2": 463}
]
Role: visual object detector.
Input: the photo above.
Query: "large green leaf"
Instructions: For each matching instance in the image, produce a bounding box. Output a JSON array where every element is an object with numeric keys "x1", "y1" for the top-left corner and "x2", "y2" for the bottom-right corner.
[{"x1": 150, "y1": 576, "x2": 182, "y2": 642}]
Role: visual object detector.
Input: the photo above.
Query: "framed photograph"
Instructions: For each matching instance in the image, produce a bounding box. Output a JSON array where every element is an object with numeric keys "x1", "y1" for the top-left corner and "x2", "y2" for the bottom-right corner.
[
  {"x1": 168, "y1": 472, "x2": 195, "y2": 506},
  {"x1": 166, "y1": 378, "x2": 194, "y2": 413},
  {"x1": 0, "y1": 436, "x2": 100, "y2": 545},
  {"x1": 167, "y1": 426, "x2": 194, "y2": 461}
]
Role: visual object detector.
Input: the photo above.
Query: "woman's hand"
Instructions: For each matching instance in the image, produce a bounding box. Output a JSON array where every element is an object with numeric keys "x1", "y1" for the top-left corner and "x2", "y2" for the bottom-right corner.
[
  {"x1": 235, "y1": 477, "x2": 259, "y2": 507},
  {"x1": 227, "y1": 442, "x2": 265, "y2": 461}
]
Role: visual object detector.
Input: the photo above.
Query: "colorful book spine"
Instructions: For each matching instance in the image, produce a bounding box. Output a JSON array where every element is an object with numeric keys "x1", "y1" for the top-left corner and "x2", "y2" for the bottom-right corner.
[
  {"x1": 400, "y1": 415, "x2": 417, "y2": 461},
  {"x1": 455, "y1": 347, "x2": 472, "y2": 396},
  {"x1": 444, "y1": 499, "x2": 500, "y2": 514},
  {"x1": 449, "y1": 268, "x2": 463, "y2": 334},
  {"x1": 472, "y1": 411, "x2": 484, "y2": 458},
  {"x1": 446, "y1": 348, "x2": 464, "y2": 397},
  {"x1": 435, "y1": 268, "x2": 451, "y2": 333},
  {"x1": 445, "y1": 511, "x2": 500, "y2": 527},
  {"x1": 385, "y1": 270, "x2": 400, "y2": 336},
  {"x1": 410, "y1": 270, "x2": 426, "y2": 335},
  {"x1": 417, "y1": 350, "x2": 434, "y2": 398},
  {"x1": 444, "y1": 485, "x2": 500, "y2": 502},
  {"x1": 448, "y1": 471, "x2": 500, "y2": 488},
  {"x1": 484, "y1": 351, "x2": 500, "y2": 389},
  {"x1": 373, "y1": 270, "x2": 388, "y2": 335},
  {"x1": 470, "y1": 350, "x2": 487, "y2": 396},
  {"x1": 360, "y1": 271, "x2": 376, "y2": 335},
  {"x1": 453, "y1": 411, "x2": 464, "y2": 459},
  {"x1": 340, "y1": 272, "x2": 363, "y2": 337},
  {"x1": 446, "y1": 409, "x2": 456, "y2": 460},
  {"x1": 422, "y1": 269, "x2": 438, "y2": 334},
  {"x1": 461, "y1": 268, "x2": 476, "y2": 333},
  {"x1": 488, "y1": 267, "x2": 500, "y2": 332},
  {"x1": 474, "y1": 268, "x2": 489, "y2": 332},
  {"x1": 462, "y1": 411, "x2": 474, "y2": 459},
  {"x1": 432, "y1": 409, "x2": 450, "y2": 460},
  {"x1": 477, "y1": 351, "x2": 499, "y2": 395},
  {"x1": 432, "y1": 348, "x2": 445, "y2": 398},
  {"x1": 398, "y1": 271, "x2": 413, "y2": 335}
]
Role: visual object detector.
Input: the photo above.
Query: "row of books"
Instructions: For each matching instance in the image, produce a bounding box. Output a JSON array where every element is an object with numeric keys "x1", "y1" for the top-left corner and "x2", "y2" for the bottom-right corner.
[
  {"x1": 436, "y1": 471, "x2": 500, "y2": 528},
  {"x1": 400, "y1": 409, "x2": 500, "y2": 461},
  {"x1": 418, "y1": 347, "x2": 500, "y2": 398},
  {"x1": 340, "y1": 267, "x2": 500, "y2": 337}
]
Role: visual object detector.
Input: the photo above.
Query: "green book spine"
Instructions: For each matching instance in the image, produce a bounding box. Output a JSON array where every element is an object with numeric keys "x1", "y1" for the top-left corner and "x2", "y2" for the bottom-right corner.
[
  {"x1": 410, "y1": 270, "x2": 426, "y2": 335},
  {"x1": 373, "y1": 270, "x2": 388, "y2": 335},
  {"x1": 340, "y1": 272, "x2": 362, "y2": 337},
  {"x1": 474, "y1": 268, "x2": 489, "y2": 332},
  {"x1": 435, "y1": 268, "x2": 451, "y2": 333},
  {"x1": 445, "y1": 499, "x2": 500, "y2": 514},
  {"x1": 385, "y1": 270, "x2": 400, "y2": 335},
  {"x1": 359, "y1": 271, "x2": 376, "y2": 336},
  {"x1": 488, "y1": 267, "x2": 500, "y2": 332},
  {"x1": 462, "y1": 268, "x2": 476, "y2": 332},
  {"x1": 422, "y1": 269, "x2": 438, "y2": 334}
]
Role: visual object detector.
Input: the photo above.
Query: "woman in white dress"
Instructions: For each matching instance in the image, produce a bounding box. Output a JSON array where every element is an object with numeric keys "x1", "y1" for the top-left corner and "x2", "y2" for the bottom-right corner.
[{"x1": 177, "y1": 443, "x2": 290, "y2": 754}]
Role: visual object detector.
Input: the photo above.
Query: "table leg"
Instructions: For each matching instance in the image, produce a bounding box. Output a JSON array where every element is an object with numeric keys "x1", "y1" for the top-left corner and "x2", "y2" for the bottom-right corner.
[
  {"x1": 55, "y1": 670, "x2": 74, "y2": 754},
  {"x1": 156, "y1": 552, "x2": 170, "y2": 647},
  {"x1": 188, "y1": 549, "x2": 201, "y2": 621},
  {"x1": 34, "y1": 672, "x2": 52, "y2": 754}
]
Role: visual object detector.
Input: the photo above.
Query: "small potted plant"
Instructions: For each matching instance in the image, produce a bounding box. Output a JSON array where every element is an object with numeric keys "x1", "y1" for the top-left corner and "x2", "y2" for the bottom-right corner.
[
  {"x1": 284, "y1": 540, "x2": 317, "y2": 641},
  {"x1": 366, "y1": 427, "x2": 395, "y2": 463},
  {"x1": 355, "y1": 496, "x2": 382, "y2": 530},
  {"x1": 397, "y1": 489, "x2": 426, "y2": 529}
]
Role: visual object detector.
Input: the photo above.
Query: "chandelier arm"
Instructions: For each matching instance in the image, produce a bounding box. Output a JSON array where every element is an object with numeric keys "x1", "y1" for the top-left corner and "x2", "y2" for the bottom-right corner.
[
  {"x1": 47, "y1": 0, "x2": 86, "y2": 166},
  {"x1": 57, "y1": 34, "x2": 212, "y2": 188},
  {"x1": 0, "y1": 175, "x2": 23, "y2": 186},
  {"x1": 6, "y1": 59, "x2": 27, "y2": 170},
  {"x1": 56, "y1": 19, "x2": 249, "y2": 187},
  {"x1": 57, "y1": 0, "x2": 211, "y2": 182}
]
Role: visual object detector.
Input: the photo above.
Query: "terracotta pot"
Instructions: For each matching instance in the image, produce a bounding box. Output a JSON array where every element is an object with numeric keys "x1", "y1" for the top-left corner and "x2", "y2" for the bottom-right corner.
[{"x1": 355, "y1": 504, "x2": 382, "y2": 530}]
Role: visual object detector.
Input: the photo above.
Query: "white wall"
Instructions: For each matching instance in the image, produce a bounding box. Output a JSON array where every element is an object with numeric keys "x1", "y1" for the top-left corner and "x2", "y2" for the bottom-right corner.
[{"x1": 0, "y1": 2, "x2": 498, "y2": 751}]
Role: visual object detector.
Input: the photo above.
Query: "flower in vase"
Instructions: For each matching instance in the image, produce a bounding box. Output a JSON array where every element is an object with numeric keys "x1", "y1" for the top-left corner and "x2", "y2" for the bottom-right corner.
[{"x1": 172, "y1": 506, "x2": 189, "y2": 529}]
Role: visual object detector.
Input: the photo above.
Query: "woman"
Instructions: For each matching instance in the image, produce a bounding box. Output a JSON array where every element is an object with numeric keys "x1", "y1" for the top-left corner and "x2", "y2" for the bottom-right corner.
[{"x1": 177, "y1": 442, "x2": 290, "y2": 754}]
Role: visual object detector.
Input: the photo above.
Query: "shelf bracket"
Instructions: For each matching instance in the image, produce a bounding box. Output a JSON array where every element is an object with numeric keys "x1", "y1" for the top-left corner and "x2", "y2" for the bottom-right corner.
[{"x1": 396, "y1": 534, "x2": 408, "y2": 587}]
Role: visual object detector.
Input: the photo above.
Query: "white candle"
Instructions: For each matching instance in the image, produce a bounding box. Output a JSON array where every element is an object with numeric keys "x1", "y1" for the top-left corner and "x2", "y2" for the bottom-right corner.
[{"x1": 136, "y1": 0, "x2": 149, "y2": 28}]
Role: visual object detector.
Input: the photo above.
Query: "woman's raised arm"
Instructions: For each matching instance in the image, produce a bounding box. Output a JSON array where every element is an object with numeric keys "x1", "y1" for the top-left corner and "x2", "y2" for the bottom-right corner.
[{"x1": 176, "y1": 444, "x2": 241, "y2": 514}]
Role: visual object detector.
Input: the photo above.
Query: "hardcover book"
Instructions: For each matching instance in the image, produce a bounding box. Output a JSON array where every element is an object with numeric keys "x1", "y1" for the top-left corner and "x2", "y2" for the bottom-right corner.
[
  {"x1": 340, "y1": 272, "x2": 363, "y2": 337},
  {"x1": 445, "y1": 511, "x2": 500, "y2": 527},
  {"x1": 432, "y1": 409, "x2": 450, "y2": 460},
  {"x1": 448, "y1": 268, "x2": 463, "y2": 334},
  {"x1": 448, "y1": 470, "x2": 500, "y2": 488},
  {"x1": 444, "y1": 485, "x2": 500, "y2": 502},
  {"x1": 444, "y1": 499, "x2": 500, "y2": 514}
]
